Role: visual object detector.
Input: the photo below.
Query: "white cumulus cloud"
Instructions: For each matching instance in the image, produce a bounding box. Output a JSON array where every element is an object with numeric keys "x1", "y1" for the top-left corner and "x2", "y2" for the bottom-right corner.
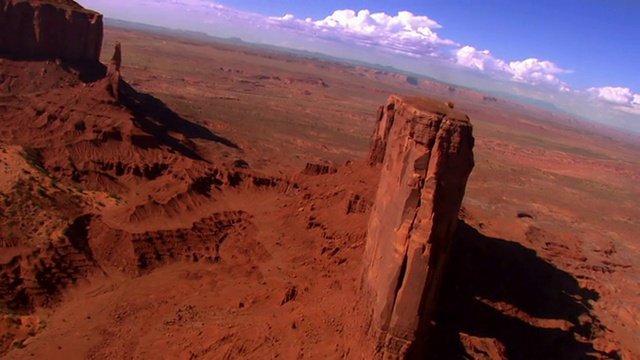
[
  {"x1": 270, "y1": 11, "x2": 571, "y2": 90},
  {"x1": 269, "y1": 10, "x2": 458, "y2": 58},
  {"x1": 588, "y1": 86, "x2": 637, "y2": 105},
  {"x1": 455, "y1": 46, "x2": 506, "y2": 72},
  {"x1": 455, "y1": 46, "x2": 569, "y2": 89}
]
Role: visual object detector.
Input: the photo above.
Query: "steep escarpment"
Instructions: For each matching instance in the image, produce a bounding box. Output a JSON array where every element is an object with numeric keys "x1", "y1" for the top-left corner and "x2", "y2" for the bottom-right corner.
[
  {"x1": 0, "y1": 0, "x2": 103, "y2": 61},
  {"x1": 362, "y1": 96, "x2": 475, "y2": 358}
]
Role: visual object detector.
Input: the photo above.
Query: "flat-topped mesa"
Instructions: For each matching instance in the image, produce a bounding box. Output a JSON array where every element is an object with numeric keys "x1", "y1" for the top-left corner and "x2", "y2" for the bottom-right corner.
[
  {"x1": 0, "y1": 0, "x2": 103, "y2": 61},
  {"x1": 362, "y1": 95, "x2": 475, "y2": 358}
]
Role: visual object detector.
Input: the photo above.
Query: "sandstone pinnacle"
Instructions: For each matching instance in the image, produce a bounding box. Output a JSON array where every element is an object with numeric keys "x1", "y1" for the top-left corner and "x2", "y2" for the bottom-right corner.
[
  {"x1": 362, "y1": 95, "x2": 475, "y2": 358},
  {"x1": 106, "y1": 42, "x2": 122, "y2": 100}
]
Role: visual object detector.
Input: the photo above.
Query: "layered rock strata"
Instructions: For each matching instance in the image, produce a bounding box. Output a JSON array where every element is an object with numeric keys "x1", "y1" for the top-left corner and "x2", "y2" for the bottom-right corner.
[
  {"x1": 301, "y1": 162, "x2": 338, "y2": 176},
  {"x1": 0, "y1": 0, "x2": 103, "y2": 61},
  {"x1": 362, "y1": 96, "x2": 475, "y2": 358}
]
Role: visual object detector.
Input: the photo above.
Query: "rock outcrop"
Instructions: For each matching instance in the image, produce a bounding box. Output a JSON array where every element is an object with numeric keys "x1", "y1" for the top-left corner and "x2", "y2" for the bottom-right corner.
[
  {"x1": 0, "y1": 0, "x2": 103, "y2": 61},
  {"x1": 367, "y1": 96, "x2": 400, "y2": 165},
  {"x1": 362, "y1": 96, "x2": 475, "y2": 358},
  {"x1": 106, "y1": 42, "x2": 121, "y2": 100},
  {"x1": 301, "y1": 162, "x2": 338, "y2": 176}
]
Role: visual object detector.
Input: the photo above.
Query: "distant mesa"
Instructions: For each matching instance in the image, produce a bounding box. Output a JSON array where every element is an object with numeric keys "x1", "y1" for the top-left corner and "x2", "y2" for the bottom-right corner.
[
  {"x1": 405, "y1": 75, "x2": 419, "y2": 86},
  {"x1": 0, "y1": 0, "x2": 103, "y2": 61}
]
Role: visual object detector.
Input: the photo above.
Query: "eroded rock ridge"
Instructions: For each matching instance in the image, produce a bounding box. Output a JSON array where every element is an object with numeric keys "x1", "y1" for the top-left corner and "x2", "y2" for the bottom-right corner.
[{"x1": 362, "y1": 96, "x2": 475, "y2": 358}]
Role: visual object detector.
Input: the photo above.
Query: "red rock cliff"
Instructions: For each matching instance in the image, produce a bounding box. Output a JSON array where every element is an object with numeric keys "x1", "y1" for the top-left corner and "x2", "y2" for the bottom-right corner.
[
  {"x1": 362, "y1": 96, "x2": 475, "y2": 358},
  {"x1": 367, "y1": 96, "x2": 399, "y2": 165},
  {"x1": 0, "y1": 0, "x2": 103, "y2": 61}
]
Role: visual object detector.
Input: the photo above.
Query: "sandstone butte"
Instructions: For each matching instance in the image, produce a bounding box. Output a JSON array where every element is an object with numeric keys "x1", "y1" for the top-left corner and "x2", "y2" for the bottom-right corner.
[
  {"x1": 0, "y1": 0, "x2": 103, "y2": 61},
  {"x1": 362, "y1": 95, "x2": 475, "y2": 358}
]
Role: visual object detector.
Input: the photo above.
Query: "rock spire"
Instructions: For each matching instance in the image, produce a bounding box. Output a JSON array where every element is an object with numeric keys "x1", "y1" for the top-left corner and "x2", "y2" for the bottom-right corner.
[{"x1": 362, "y1": 95, "x2": 475, "y2": 358}]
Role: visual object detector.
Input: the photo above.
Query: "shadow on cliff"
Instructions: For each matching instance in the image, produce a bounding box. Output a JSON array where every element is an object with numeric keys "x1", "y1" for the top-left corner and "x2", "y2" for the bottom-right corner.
[
  {"x1": 0, "y1": 55, "x2": 109, "y2": 83},
  {"x1": 426, "y1": 221, "x2": 618, "y2": 360},
  {"x1": 63, "y1": 60, "x2": 109, "y2": 83},
  {"x1": 0, "y1": 56, "x2": 239, "y2": 160},
  {"x1": 117, "y1": 80, "x2": 240, "y2": 161},
  {"x1": 67, "y1": 60, "x2": 242, "y2": 157}
]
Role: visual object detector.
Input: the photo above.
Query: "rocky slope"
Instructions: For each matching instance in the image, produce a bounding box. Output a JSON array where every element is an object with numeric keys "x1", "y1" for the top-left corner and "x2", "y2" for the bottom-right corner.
[{"x1": 0, "y1": 0, "x2": 247, "y2": 327}]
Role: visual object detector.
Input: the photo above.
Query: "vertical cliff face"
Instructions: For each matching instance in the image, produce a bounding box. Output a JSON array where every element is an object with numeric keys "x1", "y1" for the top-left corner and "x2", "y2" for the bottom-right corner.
[
  {"x1": 367, "y1": 95, "x2": 400, "y2": 166},
  {"x1": 362, "y1": 96, "x2": 475, "y2": 358},
  {"x1": 0, "y1": 0, "x2": 103, "y2": 61}
]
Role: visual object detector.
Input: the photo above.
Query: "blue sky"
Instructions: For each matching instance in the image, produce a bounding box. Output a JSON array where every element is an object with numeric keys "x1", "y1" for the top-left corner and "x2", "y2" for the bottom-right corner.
[
  {"x1": 83, "y1": 0, "x2": 640, "y2": 130},
  {"x1": 437, "y1": 1, "x2": 639, "y2": 92},
  {"x1": 215, "y1": 0, "x2": 639, "y2": 91}
]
